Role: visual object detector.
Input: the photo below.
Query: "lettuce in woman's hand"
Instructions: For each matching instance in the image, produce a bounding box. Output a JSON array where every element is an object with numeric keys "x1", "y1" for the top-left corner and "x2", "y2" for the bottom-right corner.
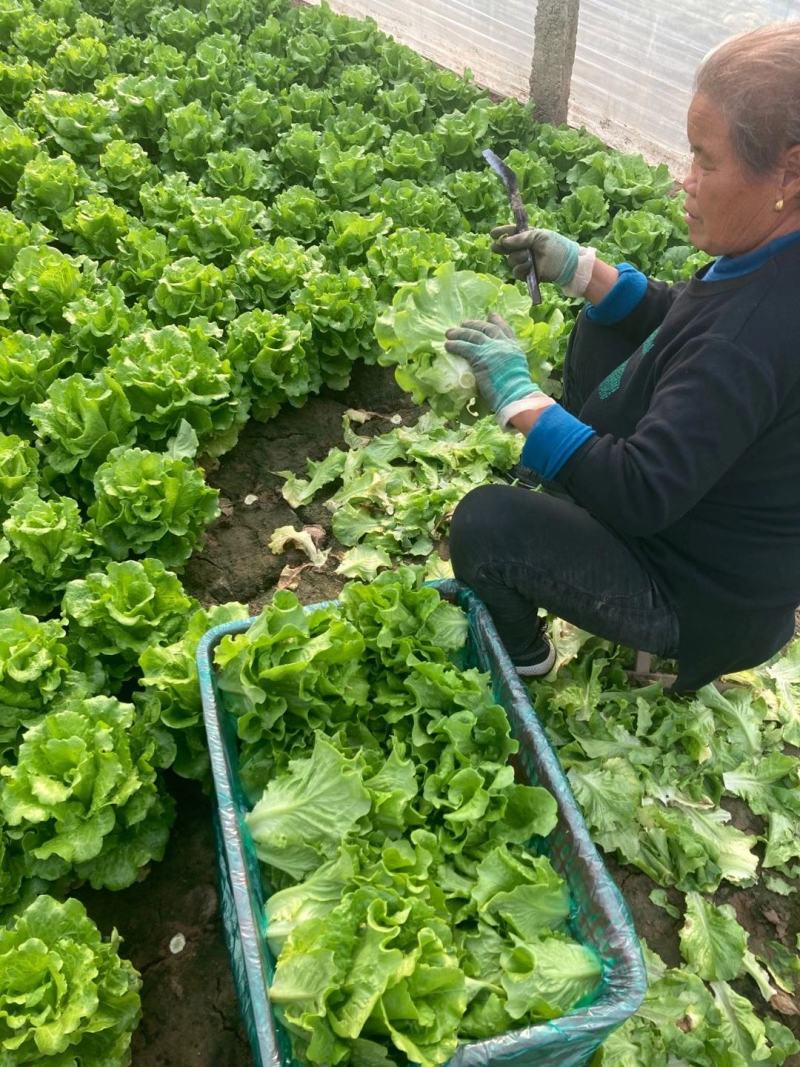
[{"x1": 375, "y1": 263, "x2": 562, "y2": 418}]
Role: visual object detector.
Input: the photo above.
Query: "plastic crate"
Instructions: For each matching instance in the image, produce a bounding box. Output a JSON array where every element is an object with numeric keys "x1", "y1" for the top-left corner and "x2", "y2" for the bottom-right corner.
[{"x1": 197, "y1": 580, "x2": 647, "y2": 1067}]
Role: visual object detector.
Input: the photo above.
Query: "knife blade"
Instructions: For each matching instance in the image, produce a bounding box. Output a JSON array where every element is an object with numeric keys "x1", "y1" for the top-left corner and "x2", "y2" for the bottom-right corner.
[{"x1": 482, "y1": 147, "x2": 542, "y2": 305}]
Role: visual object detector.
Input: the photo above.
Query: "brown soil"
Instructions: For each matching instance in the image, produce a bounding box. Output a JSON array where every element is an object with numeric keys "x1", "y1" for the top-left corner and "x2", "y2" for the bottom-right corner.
[
  {"x1": 78, "y1": 360, "x2": 799, "y2": 1066},
  {"x1": 184, "y1": 360, "x2": 417, "y2": 612}
]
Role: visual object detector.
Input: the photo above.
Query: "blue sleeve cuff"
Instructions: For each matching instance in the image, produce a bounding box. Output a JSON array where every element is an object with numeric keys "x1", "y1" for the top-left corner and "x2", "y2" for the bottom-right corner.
[
  {"x1": 585, "y1": 262, "x2": 648, "y2": 325},
  {"x1": 521, "y1": 404, "x2": 596, "y2": 480}
]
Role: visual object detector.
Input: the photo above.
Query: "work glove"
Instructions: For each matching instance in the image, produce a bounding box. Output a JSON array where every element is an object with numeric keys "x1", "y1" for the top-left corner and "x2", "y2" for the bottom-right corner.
[
  {"x1": 491, "y1": 225, "x2": 597, "y2": 298},
  {"x1": 444, "y1": 313, "x2": 544, "y2": 428}
]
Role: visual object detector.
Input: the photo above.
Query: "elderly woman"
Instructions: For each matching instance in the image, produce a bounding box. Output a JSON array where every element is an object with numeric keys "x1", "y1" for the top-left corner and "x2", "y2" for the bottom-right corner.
[{"x1": 446, "y1": 23, "x2": 800, "y2": 690}]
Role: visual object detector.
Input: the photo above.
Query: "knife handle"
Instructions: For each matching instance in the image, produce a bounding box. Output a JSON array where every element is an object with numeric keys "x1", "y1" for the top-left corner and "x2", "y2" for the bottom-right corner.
[
  {"x1": 509, "y1": 191, "x2": 541, "y2": 306},
  {"x1": 526, "y1": 270, "x2": 542, "y2": 306}
]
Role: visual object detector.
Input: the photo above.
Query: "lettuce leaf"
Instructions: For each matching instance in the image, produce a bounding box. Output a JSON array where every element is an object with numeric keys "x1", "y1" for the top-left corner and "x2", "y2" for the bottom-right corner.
[
  {"x1": 679, "y1": 892, "x2": 747, "y2": 982},
  {"x1": 247, "y1": 733, "x2": 371, "y2": 880}
]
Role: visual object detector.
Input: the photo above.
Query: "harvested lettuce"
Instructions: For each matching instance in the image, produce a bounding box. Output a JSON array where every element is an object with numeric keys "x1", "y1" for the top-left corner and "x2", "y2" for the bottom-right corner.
[
  {"x1": 375, "y1": 262, "x2": 564, "y2": 417},
  {"x1": 220, "y1": 571, "x2": 599, "y2": 1066}
]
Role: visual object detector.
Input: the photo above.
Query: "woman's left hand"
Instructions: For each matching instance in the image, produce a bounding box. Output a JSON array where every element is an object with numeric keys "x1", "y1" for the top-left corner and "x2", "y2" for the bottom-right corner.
[{"x1": 444, "y1": 313, "x2": 541, "y2": 419}]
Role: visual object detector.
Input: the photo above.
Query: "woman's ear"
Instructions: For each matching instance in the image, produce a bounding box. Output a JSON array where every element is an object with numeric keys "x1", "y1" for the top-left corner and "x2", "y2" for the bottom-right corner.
[{"x1": 780, "y1": 143, "x2": 800, "y2": 203}]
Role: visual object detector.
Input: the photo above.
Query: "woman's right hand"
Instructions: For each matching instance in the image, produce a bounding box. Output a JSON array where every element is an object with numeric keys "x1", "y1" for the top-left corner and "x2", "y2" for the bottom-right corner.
[{"x1": 491, "y1": 226, "x2": 596, "y2": 297}]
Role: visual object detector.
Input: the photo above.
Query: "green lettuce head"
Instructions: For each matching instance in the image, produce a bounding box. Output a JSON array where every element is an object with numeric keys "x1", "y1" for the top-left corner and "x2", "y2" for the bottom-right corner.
[
  {"x1": 375, "y1": 263, "x2": 558, "y2": 418},
  {"x1": 149, "y1": 255, "x2": 237, "y2": 324},
  {"x1": 107, "y1": 321, "x2": 245, "y2": 456},
  {"x1": 232, "y1": 238, "x2": 324, "y2": 312},
  {"x1": 27, "y1": 89, "x2": 117, "y2": 160},
  {"x1": 225, "y1": 308, "x2": 319, "y2": 422},
  {"x1": 62, "y1": 193, "x2": 133, "y2": 260},
  {"x1": 89, "y1": 446, "x2": 220, "y2": 567},
  {"x1": 0, "y1": 432, "x2": 38, "y2": 516},
  {"x1": 0, "y1": 607, "x2": 70, "y2": 755},
  {"x1": 214, "y1": 590, "x2": 369, "y2": 754},
  {"x1": 3, "y1": 244, "x2": 93, "y2": 332},
  {"x1": 0, "y1": 116, "x2": 38, "y2": 200},
  {"x1": 12, "y1": 151, "x2": 89, "y2": 230},
  {"x1": 292, "y1": 267, "x2": 377, "y2": 391},
  {"x1": 3, "y1": 487, "x2": 94, "y2": 612},
  {"x1": 0, "y1": 695, "x2": 174, "y2": 888},
  {"x1": 98, "y1": 137, "x2": 157, "y2": 206},
  {"x1": 0, "y1": 895, "x2": 141, "y2": 1064},
  {"x1": 0, "y1": 208, "x2": 49, "y2": 281},
  {"x1": 29, "y1": 370, "x2": 136, "y2": 484},
  {"x1": 63, "y1": 283, "x2": 148, "y2": 369},
  {"x1": 62, "y1": 557, "x2": 196, "y2": 680},
  {"x1": 366, "y1": 227, "x2": 459, "y2": 302}
]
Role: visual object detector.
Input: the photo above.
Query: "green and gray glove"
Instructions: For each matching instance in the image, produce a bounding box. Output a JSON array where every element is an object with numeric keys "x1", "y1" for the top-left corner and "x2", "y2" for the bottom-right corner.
[
  {"x1": 444, "y1": 313, "x2": 546, "y2": 427},
  {"x1": 491, "y1": 225, "x2": 597, "y2": 297}
]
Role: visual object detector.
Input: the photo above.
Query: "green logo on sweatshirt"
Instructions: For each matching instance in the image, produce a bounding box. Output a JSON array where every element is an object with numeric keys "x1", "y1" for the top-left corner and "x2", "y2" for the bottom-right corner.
[
  {"x1": 597, "y1": 328, "x2": 660, "y2": 400},
  {"x1": 598, "y1": 358, "x2": 630, "y2": 400},
  {"x1": 641, "y1": 328, "x2": 660, "y2": 355}
]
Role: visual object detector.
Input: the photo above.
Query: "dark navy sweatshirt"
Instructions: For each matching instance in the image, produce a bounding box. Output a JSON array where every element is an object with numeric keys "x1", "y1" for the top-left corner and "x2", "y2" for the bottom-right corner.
[{"x1": 522, "y1": 234, "x2": 800, "y2": 689}]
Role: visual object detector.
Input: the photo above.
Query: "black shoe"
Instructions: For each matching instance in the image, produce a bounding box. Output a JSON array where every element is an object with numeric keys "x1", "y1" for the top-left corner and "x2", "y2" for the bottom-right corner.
[{"x1": 514, "y1": 634, "x2": 556, "y2": 678}]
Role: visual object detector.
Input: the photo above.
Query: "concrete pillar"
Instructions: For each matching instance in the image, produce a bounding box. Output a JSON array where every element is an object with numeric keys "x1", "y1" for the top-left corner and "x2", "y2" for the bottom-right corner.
[{"x1": 530, "y1": 0, "x2": 581, "y2": 126}]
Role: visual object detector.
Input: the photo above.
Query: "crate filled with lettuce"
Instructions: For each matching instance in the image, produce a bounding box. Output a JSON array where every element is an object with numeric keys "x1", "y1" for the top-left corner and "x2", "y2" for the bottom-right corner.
[{"x1": 197, "y1": 568, "x2": 646, "y2": 1066}]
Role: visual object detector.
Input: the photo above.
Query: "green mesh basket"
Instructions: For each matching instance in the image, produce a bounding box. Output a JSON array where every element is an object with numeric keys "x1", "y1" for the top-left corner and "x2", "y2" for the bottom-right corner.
[{"x1": 197, "y1": 580, "x2": 646, "y2": 1067}]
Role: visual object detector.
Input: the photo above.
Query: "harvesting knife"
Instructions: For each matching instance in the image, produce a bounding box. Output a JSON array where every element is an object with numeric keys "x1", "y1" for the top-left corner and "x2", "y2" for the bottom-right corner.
[{"x1": 482, "y1": 148, "x2": 542, "y2": 305}]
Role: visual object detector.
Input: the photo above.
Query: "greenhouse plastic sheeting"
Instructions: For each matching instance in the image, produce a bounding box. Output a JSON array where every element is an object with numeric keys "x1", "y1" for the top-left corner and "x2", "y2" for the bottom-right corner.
[
  {"x1": 307, "y1": 0, "x2": 538, "y2": 101},
  {"x1": 198, "y1": 581, "x2": 647, "y2": 1067},
  {"x1": 309, "y1": 0, "x2": 800, "y2": 172},
  {"x1": 570, "y1": 0, "x2": 800, "y2": 173}
]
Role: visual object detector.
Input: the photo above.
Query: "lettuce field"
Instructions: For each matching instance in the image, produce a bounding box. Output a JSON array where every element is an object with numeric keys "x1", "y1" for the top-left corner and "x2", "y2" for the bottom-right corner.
[{"x1": 0, "y1": 0, "x2": 797, "y2": 1063}]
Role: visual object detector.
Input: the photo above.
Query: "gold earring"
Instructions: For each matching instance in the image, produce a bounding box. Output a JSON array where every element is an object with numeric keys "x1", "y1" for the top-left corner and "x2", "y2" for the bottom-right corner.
[{"x1": 775, "y1": 198, "x2": 785, "y2": 211}]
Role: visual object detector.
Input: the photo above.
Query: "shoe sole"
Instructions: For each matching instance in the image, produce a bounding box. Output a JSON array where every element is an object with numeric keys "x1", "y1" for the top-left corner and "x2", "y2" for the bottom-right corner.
[{"x1": 514, "y1": 642, "x2": 557, "y2": 678}]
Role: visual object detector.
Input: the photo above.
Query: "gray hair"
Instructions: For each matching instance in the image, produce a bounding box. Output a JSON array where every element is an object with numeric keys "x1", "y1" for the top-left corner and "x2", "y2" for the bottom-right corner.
[{"x1": 695, "y1": 22, "x2": 800, "y2": 174}]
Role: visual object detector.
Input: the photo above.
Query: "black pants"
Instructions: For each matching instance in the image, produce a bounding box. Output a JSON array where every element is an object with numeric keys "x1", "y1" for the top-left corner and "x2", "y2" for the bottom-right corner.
[{"x1": 449, "y1": 311, "x2": 680, "y2": 664}]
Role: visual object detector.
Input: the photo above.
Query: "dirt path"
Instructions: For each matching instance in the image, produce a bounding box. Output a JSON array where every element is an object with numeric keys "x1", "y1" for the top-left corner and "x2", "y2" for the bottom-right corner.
[{"x1": 184, "y1": 361, "x2": 417, "y2": 613}]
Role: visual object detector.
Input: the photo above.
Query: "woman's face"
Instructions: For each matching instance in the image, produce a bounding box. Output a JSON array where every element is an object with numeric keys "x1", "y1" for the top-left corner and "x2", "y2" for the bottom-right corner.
[{"x1": 682, "y1": 93, "x2": 785, "y2": 256}]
